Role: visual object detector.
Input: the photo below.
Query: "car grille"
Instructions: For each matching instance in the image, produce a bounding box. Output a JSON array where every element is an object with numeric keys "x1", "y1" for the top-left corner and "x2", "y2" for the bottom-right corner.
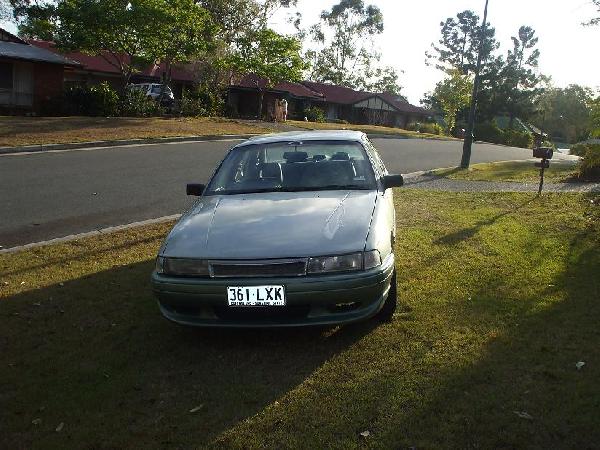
[{"x1": 209, "y1": 259, "x2": 307, "y2": 278}]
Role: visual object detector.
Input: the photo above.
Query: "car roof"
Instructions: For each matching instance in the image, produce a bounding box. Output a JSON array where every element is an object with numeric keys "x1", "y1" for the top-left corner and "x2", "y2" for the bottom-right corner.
[{"x1": 238, "y1": 130, "x2": 366, "y2": 147}]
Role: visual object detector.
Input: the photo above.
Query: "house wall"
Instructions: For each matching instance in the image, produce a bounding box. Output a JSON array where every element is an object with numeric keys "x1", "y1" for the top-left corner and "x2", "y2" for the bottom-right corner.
[{"x1": 33, "y1": 62, "x2": 64, "y2": 111}]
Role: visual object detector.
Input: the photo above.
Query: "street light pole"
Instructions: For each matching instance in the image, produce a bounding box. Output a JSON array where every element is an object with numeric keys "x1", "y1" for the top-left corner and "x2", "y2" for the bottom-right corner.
[{"x1": 460, "y1": 0, "x2": 490, "y2": 168}]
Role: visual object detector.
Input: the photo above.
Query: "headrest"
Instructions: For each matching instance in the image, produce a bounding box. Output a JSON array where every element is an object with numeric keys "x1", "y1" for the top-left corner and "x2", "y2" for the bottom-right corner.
[
  {"x1": 283, "y1": 151, "x2": 308, "y2": 163},
  {"x1": 331, "y1": 152, "x2": 350, "y2": 161},
  {"x1": 260, "y1": 162, "x2": 282, "y2": 179}
]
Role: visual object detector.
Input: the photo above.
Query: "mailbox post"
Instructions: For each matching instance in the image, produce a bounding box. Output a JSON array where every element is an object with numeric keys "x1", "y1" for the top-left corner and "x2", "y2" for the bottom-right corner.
[{"x1": 533, "y1": 147, "x2": 553, "y2": 195}]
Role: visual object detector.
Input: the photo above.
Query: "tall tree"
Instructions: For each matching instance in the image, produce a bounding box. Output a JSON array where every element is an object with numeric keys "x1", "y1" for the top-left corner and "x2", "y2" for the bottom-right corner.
[
  {"x1": 497, "y1": 26, "x2": 542, "y2": 125},
  {"x1": 426, "y1": 9, "x2": 498, "y2": 76},
  {"x1": 228, "y1": 28, "x2": 306, "y2": 118},
  {"x1": 8, "y1": 0, "x2": 57, "y2": 39},
  {"x1": 305, "y1": 0, "x2": 401, "y2": 94}
]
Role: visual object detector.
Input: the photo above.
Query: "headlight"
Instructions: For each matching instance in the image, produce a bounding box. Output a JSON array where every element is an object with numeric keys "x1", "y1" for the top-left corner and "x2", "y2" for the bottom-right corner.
[
  {"x1": 307, "y1": 252, "x2": 363, "y2": 274},
  {"x1": 156, "y1": 257, "x2": 209, "y2": 277}
]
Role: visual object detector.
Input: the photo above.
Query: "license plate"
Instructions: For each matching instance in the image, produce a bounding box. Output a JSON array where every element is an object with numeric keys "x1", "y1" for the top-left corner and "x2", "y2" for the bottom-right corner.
[{"x1": 227, "y1": 285, "x2": 286, "y2": 307}]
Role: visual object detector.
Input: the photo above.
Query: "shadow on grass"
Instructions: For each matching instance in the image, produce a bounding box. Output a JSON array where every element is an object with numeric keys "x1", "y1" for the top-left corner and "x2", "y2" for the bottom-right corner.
[
  {"x1": 374, "y1": 229, "x2": 600, "y2": 449},
  {"x1": 435, "y1": 196, "x2": 536, "y2": 245},
  {"x1": 0, "y1": 259, "x2": 378, "y2": 449}
]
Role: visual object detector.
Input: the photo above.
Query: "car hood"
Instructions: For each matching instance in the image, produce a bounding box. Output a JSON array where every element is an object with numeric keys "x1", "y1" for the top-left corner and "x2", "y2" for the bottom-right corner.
[{"x1": 162, "y1": 190, "x2": 378, "y2": 259}]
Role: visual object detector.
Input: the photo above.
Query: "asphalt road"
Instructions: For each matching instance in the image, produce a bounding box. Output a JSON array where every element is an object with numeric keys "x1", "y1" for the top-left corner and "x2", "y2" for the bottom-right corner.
[{"x1": 0, "y1": 138, "x2": 546, "y2": 247}]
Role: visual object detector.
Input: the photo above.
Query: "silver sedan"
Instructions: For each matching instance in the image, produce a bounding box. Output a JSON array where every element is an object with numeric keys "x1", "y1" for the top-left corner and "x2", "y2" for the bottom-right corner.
[{"x1": 151, "y1": 131, "x2": 404, "y2": 327}]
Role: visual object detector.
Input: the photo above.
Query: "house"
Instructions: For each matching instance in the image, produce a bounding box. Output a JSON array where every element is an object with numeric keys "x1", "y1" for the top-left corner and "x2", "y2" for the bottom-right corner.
[
  {"x1": 302, "y1": 81, "x2": 430, "y2": 128},
  {"x1": 0, "y1": 28, "x2": 80, "y2": 113},
  {"x1": 227, "y1": 74, "x2": 325, "y2": 119},
  {"x1": 227, "y1": 74, "x2": 430, "y2": 128},
  {"x1": 29, "y1": 40, "x2": 196, "y2": 99}
]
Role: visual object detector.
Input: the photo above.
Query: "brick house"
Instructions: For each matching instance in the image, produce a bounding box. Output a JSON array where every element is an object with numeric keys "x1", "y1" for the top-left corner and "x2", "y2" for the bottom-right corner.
[
  {"x1": 228, "y1": 74, "x2": 430, "y2": 128},
  {"x1": 0, "y1": 28, "x2": 80, "y2": 113}
]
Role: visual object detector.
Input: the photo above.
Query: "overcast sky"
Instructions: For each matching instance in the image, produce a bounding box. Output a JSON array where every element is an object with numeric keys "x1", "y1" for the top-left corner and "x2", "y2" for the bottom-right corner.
[{"x1": 269, "y1": 0, "x2": 600, "y2": 104}]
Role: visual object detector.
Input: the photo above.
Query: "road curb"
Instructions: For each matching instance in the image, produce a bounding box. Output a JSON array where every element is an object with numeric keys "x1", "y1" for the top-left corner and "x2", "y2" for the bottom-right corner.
[
  {"x1": 0, "y1": 215, "x2": 181, "y2": 254},
  {"x1": 0, "y1": 131, "x2": 464, "y2": 156},
  {"x1": 0, "y1": 134, "x2": 262, "y2": 156}
]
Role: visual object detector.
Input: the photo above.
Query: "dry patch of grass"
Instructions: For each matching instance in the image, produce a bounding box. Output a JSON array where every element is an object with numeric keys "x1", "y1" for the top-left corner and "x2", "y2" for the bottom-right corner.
[
  {"x1": 434, "y1": 160, "x2": 580, "y2": 183},
  {"x1": 0, "y1": 116, "x2": 275, "y2": 147},
  {"x1": 287, "y1": 120, "x2": 456, "y2": 140},
  {"x1": 1, "y1": 191, "x2": 599, "y2": 449}
]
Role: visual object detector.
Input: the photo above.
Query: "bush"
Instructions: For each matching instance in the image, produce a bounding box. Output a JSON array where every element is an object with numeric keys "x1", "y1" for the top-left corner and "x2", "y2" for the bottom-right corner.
[
  {"x1": 303, "y1": 106, "x2": 326, "y2": 123},
  {"x1": 178, "y1": 85, "x2": 224, "y2": 117},
  {"x1": 62, "y1": 82, "x2": 119, "y2": 116},
  {"x1": 119, "y1": 88, "x2": 162, "y2": 117},
  {"x1": 474, "y1": 121, "x2": 532, "y2": 149},
  {"x1": 407, "y1": 122, "x2": 444, "y2": 135},
  {"x1": 572, "y1": 143, "x2": 600, "y2": 180}
]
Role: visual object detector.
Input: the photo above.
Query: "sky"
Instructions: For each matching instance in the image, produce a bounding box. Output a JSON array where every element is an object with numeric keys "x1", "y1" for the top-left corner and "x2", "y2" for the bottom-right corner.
[
  {"x1": 2, "y1": 0, "x2": 598, "y2": 105},
  {"x1": 269, "y1": 0, "x2": 600, "y2": 104}
]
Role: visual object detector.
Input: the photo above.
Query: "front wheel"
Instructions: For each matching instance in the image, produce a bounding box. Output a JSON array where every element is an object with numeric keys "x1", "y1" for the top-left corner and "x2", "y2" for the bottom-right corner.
[{"x1": 377, "y1": 270, "x2": 397, "y2": 322}]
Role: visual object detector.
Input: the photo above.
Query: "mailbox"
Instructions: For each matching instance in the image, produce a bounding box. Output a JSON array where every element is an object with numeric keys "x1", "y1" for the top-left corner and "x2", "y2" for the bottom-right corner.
[{"x1": 533, "y1": 147, "x2": 553, "y2": 160}]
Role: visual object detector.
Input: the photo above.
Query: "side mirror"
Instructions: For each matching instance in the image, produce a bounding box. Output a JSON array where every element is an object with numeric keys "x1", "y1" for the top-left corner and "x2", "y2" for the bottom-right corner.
[
  {"x1": 382, "y1": 174, "x2": 404, "y2": 190},
  {"x1": 186, "y1": 183, "x2": 205, "y2": 196}
]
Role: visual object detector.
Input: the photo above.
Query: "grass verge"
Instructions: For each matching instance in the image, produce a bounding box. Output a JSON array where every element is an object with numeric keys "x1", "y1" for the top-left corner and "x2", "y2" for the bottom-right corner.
[
  {"x1": 287, "y1": 120, "x2": 455, "y2": 140},
  {"x1": 434, "y1": 160, "x2": 581, "y2": 183},
  {"x1": 0, "y1": 116, "x2": 275, "y2": 147},
  {"x1": 1, "y1": 191, "x2": 599, "y2": 449}
]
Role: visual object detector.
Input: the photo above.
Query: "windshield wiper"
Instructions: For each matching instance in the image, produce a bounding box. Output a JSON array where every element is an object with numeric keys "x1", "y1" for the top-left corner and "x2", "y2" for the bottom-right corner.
[{"x1": 280, "y1": 185, "x2": 371, "y2": 192}]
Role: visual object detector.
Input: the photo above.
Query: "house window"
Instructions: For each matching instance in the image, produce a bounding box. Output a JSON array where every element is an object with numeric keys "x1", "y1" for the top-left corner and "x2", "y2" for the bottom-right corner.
[{"x1": 0, "y1": 62, "x2": 13, "y2": 89}]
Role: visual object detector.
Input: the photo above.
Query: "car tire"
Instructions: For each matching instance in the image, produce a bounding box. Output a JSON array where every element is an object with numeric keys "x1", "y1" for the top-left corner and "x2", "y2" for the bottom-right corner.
[{"x1": 377, "y1": 269, "x2": 397, "y2": 322}]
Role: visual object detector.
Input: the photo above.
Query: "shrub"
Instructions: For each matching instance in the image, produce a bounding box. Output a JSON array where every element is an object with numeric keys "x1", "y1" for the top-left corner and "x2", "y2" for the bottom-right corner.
[
  {"x1": 119, "y1": 88, "x2": 162, "y2": 117},
  {"x1": 62, "y1": 82, "x2": 119, "y2": 116},
  {"x1": 407, "y1": 122, "x2": 444, "y2": 135},
  {"x1": 304, "y1": 106, "x2": 326, "y2": 123},
  {"x1": 474, "y1": 121, "x2": 532, "y2": 149},
  {"x1": 572, "y1": 143, "x2": 600, "y2": 180},
  {"x1": 178, "y1": 85, "x2": 224, "y2": 117}
]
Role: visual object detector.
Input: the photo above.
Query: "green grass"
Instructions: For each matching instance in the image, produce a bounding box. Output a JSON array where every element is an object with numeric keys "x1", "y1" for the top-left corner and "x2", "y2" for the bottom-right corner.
[
  {"x1": 1, "y1": 191, "x2": 599, "y2": 449},
  {"x1": 433, "y1": 160, "x2": 580, "y2": 183}
]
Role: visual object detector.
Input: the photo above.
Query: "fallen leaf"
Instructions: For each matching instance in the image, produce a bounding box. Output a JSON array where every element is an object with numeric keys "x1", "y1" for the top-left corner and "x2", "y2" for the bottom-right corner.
[
  {"x1": 59, "y1": 283, "x2": 64, "y2": 287},
  {"x1": 189, "y1": 405, "x2": 203, "y2": 413},
  {"x1": 513, "y1": 411, "x2": 533, "y2": 420},
  {"x1": 20, "y1": 281, "x2": 26, "y2": 285},
  {"x1": 576, "y1": 361, "x2": 585, "y2": 370},
  {"x1": 359, "y1": 430, "x2": 371, "y2": 438},
  {"x1": 32, "y1": 418, "x2": 42, "y2": 425},
  {"x1": 55, "y1": 422, "x2": 64, "y2": 432}
]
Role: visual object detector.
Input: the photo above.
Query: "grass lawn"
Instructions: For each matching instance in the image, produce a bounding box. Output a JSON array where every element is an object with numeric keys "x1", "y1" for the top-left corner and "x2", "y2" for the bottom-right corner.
[
  {"x1": 0, "y1": 116, "x2": 275, "y2": 147},
  {"x1": 1, "y1": 191, "x2": 599, "y2": 449},
  {"x1": 434, "y1": 160, "x2": 581, "y2": 183},
  {"x1": 287, "y1": 120, "x2": 455, "y2": 141}
]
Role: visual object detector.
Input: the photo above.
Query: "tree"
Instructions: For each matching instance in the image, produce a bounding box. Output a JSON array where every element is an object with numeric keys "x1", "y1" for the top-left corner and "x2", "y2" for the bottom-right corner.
[
  {"x1": 533, "y1": 85, "x2": 594, "y2": 143},
  {"x1": 428, "y1": 69, "x2": 473, "y2": 134},
  {"x1": 54, "y1": 0, "x2": 160, "y2": 89},
  {"x1": 590, "y1": 95, "x2": 600, "y2": 138},
  {"x1": 426, "y1": 9, "x2": 498, "y2": 76},
  {"x1": 8, "y1": 0, "x2": 58, "y2": 39},
  {"x1": 583, "y1": 0, "x2": 600, "y2": 26},
  {"x1": 228, "y1": 28, "x2": 306, "y2": 118},
  {"x1": 148, "y1": 0, "x2": 217, "y2": 92},
  {"x1": 305, "y1": 0, "x2": 401, "y2": 94},
  {"x1": 493, "y1": 26, "x2": 542, "y2": 126}
]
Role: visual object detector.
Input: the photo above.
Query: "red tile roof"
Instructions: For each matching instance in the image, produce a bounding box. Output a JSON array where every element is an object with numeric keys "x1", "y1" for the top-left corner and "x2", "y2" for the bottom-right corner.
[
  {"x1": 29, "y1": 40, "x2": 195, "y2": 82},
  {"x1": 233, "y1": 74, "x2": 324, "y2": 100}
]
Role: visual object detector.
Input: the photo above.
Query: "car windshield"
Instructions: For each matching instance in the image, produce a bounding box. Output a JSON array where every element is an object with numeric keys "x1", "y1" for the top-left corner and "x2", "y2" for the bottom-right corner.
[
  {"x1": 151, "y1": 85, "x2": 171, "y2": 94},
  {"x1": 205, "y1": 140, "x2": 377, "y2": 195}
]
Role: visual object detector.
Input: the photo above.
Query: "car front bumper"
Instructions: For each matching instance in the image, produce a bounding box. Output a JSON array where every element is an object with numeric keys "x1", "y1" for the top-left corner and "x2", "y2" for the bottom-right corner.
[{"x1": 151, "y1": 254, "x2": 395, "y2": 328}]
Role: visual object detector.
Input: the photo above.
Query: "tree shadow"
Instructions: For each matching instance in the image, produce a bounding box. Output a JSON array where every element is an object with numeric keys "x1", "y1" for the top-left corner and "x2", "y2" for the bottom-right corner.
[
  {"x1": 434, "y1": 196, "x2": 536, "y2": 245},
  {"x1": 0, "y1": 260, "x2": 379, "y2": 449}
]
